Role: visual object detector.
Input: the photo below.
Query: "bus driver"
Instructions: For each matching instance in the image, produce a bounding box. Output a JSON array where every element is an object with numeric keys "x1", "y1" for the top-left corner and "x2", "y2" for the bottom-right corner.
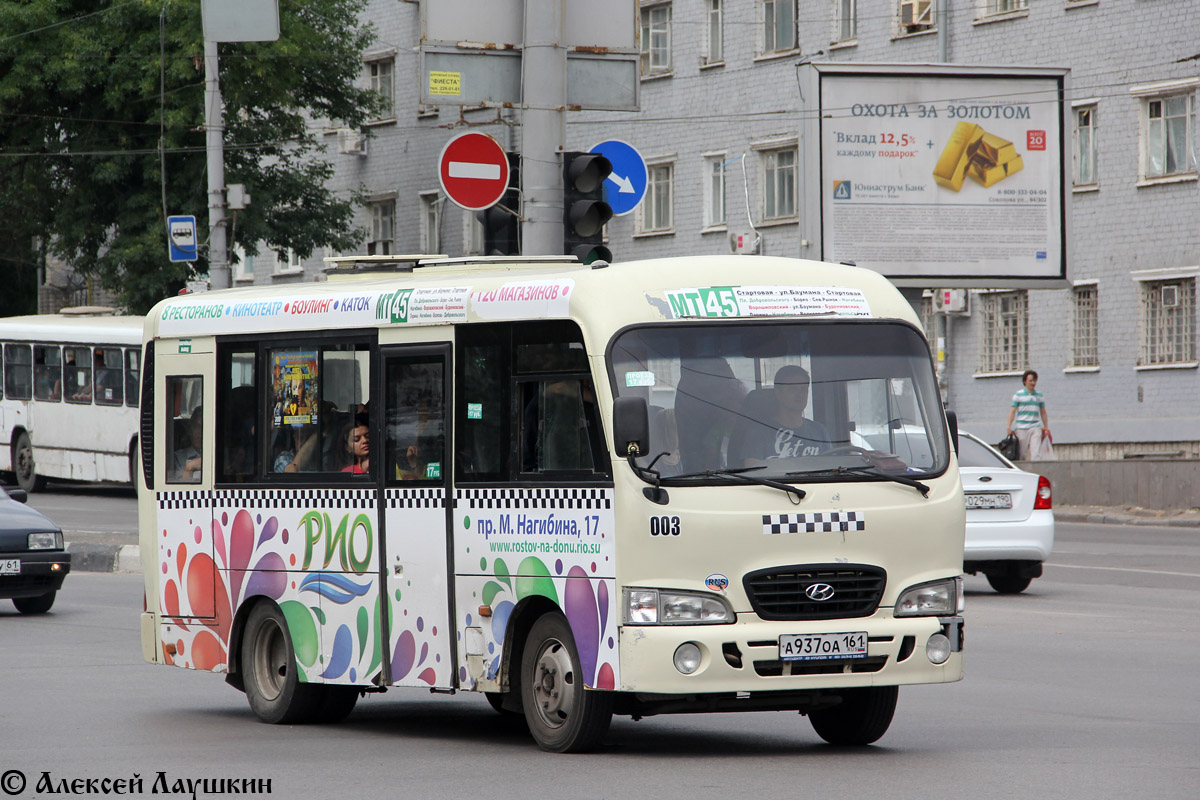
[{"x1": 736, "y1": 365, "x2": 830, "y2": 464}]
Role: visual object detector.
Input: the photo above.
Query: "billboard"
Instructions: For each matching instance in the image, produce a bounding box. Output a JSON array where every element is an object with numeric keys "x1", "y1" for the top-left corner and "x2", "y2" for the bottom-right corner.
[{"x1": 802, "y1": 64, "x2": 1069, "y2": 287}]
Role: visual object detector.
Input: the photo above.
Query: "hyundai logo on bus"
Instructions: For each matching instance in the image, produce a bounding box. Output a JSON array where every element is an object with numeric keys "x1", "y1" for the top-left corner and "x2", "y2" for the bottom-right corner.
[
  {"x1": 167, "y1": 215, "x2": 198, "y2": 263},
  {"x1": 805, "y1": 583, "x2": 836, "y2": 601}
]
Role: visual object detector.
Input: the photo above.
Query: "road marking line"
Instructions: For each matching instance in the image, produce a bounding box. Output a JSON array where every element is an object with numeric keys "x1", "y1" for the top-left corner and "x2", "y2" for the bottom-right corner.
[{"x1": 1049, "y1": 563, "x2": 1200, "y2": 579}]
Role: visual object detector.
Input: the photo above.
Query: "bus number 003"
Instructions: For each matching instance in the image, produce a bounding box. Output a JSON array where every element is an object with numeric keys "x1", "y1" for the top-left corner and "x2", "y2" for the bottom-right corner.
[{"x1": 650, "y1": 516, "x2": 681, "y2": 536}]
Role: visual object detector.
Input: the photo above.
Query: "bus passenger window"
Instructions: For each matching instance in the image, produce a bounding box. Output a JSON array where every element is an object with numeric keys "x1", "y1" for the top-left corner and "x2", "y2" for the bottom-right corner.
[
  {"x1": 385, "y1": 359, "x2": 444, "y2": 484},
  {"x1": 520, "y1": 378, "x2": 603, "y2": 473},
  {"x1": 94, "y1": 348, "x2": 124, "y2": 406},
  {"x1": 4, "y1": 344, "x2": 32, "y2": 401},
  {"x1": 64, "y1": 346, "x2": 92, "y2": 404},
  {"x1": 219, "y1": 348, "x2": 257, "y2": 482},
  {"x1": 166, "y1": 376, "x2": 203, "y2": 484},
  {"x1": 125, "y1": 349, "x2": 140, "y2": 408},
  {"x1": 34, "y1": 345, "x2": 62, "y2": 402}
]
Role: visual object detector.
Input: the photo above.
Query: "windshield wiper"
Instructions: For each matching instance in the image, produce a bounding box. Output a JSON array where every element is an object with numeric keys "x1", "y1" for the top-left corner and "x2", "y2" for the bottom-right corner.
[
  {"x1": 666, "y1": 466, "x2": 806, "y2": 504},
  {"x1": 786, "y1": 465, "x2": 930, "y2": 498}
]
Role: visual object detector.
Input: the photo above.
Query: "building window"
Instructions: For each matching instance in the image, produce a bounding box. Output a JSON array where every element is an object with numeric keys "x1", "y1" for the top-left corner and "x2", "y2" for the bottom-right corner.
[
  {"x1": 464, "y1": 212, "x2": 485, "y2": 256},
  {"x1": 638, "y1": 160, "x2": 674, "y2": 234},
  {"x1": 761, "y1": 147, "x2": 797, "y2": 220},
  {"x1": 703, "y1": 154, "x2": 727, "y2": 228},
  {"x1": 761, "y1": 0, "x2": 796, "y2": 55},
  {"x1": 1138, "y1": 279, "x2": 1196, "y2": 366},
  {"x1": 1071, "y1": 284, "x2": 1099, "y2": 368},
  {"x1": 982, "y1": 0, "x2": 1027, "y2": 15},
  {"x1": 920, "y1": 293, "x2": 937, "y2": 346},
  {"x1": 705, "y1": 0, "x2": 723, "y2": 63},
  {"x1": 232, "y1": 245, "x2": 255, "y2": 282},
  {"x1": 368, "y1": 200, "x2": 395, "y2": 256},
  {"x1": 899, "y1": 0, "x2": 933, "y2": 33},
  {"x1": 421, "y1": 192, "x2": 442, "y2": 254},
  {"x1": 1074, "y1": 105, "x2": 1097, "y2": 186},
  {"x1": 837, "y1": 0, "x2": 858, "y2": 41},
  {"x1": 1143, "y1": 93, "x2": 1196, "y2": 179},
  {"x1": 640, "y1": 3, "x2": 672, "y2": 77},
  {"x1": 978, "y1": 291, "x2": 1029, "y2": 373},
  {"x1": 368, "y1": 59, "x2": 395, "y2": 120}
]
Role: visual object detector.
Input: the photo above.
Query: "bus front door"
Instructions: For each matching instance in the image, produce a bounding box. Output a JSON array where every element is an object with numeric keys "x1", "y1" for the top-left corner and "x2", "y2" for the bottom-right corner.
[{"x1": 380, "y1": 345, "x2": 455, "y2": 689}]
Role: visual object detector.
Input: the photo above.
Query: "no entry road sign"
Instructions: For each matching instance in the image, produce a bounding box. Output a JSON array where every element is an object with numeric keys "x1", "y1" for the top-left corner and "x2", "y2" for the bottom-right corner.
[{"x1": 438, "y1": 132, "x2": 510, "y2": 211}]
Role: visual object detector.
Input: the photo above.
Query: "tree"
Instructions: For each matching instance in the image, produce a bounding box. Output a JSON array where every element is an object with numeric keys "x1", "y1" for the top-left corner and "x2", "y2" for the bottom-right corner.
[{"x1": 0, "y1": 0, "x2": 385, "y2": 313}]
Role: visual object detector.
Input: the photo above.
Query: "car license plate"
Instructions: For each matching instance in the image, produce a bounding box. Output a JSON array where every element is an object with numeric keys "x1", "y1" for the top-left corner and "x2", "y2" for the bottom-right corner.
[
  {"x1": 0, "y1": 559, "x2": 20, "y2": 575},
  {"x1": 966, "y1": 493, "x2": 1013, "y2": 510},
  {"x1": 779, "y1": 631, "x2": 868, "y2": 662}
]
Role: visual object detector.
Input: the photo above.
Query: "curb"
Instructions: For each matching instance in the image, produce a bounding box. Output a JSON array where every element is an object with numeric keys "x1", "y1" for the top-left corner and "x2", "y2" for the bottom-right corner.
[
  {"x1": 1054, "y1": 510, "x2": 1200, "y2": 528},
  {"x1": 66, "y1": 542, "x2": 141, "y2": 574}
]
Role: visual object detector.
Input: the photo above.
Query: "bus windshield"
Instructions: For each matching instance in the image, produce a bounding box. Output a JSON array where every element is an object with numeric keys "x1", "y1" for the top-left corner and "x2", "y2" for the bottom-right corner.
[{"x1": 609, "y1": 320, "x2": 950, "y2": 481}]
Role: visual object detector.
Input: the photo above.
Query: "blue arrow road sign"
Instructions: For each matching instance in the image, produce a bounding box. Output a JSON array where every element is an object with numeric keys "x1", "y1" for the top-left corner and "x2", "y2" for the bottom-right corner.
[
  {"x1": 588, "y1": 140, "x2": 647, "y2": 217},
  {"x1": 167, "y1": 215, "x2": 198, "y2": 263}
]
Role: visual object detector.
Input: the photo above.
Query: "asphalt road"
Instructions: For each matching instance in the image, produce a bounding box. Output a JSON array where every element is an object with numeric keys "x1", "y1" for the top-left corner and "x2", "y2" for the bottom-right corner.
[
  {"x1": 21, "y1": 482, "x2": 138, "y2": 548},
  {"x1": 0, "y1": 520, "x2": 1195, "y2": 799}
]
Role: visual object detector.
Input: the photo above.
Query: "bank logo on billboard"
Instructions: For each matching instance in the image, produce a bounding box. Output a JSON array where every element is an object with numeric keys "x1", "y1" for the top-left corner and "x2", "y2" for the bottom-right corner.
[{"x1": 833, "y1": 180, "x2": 852, "y2": 200}]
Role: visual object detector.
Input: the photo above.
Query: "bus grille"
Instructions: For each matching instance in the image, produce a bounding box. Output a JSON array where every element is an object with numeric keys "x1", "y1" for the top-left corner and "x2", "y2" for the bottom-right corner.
[{"x1": 743, "y1": 564, "x2": 886, "y2": 620}]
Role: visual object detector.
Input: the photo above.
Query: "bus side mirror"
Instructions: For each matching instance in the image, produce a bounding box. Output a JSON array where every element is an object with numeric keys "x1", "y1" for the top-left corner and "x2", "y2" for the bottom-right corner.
[
  {"x1": 946, "y1": 410, "x2": 960, "y2": 455},
  {"x1": 613, "y1": 396, "x2": 649, "y2": 458}
]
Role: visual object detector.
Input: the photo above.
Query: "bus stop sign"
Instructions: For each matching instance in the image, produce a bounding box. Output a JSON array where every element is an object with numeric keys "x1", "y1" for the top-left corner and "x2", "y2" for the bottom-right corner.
[{"x1": 167, "y1": 216, "x2": 198, "y2": 263}]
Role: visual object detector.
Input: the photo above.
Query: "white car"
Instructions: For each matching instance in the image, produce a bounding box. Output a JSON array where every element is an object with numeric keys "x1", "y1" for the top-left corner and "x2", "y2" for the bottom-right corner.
[{"x1": 958, "y1": 431, "x2": 1054, "y2": 594}]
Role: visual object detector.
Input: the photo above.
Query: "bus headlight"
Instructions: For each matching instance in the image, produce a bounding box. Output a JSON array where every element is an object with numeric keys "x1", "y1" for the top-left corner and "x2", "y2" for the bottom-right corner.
[
  {"x1": 623, "y1": 588, "x2": 735, "y2": 625},
  {"x1": 27, "y1": 532, "x2": 63, "y2": 550},
  {"x1": 894, "y1": 577, "x2": 963, "y2": 617}
]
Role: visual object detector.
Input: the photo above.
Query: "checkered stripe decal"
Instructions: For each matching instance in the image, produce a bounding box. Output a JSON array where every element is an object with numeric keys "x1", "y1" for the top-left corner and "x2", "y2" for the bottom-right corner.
[
  {"x1": 157, "y1": 489, "x2": 376, "y2": 510},
  {"x1": 157, "y1": 490, "x2": 210, "y2": 509},
  {"x1": 385, "y1": 488, "x2": 447, "y2": 509},
  {"x1": 456, "y1": 488, "x2": 613, "y2": 510},
  {"x1": 762, "y1": 512, "x2": 865, "y2": 534}
]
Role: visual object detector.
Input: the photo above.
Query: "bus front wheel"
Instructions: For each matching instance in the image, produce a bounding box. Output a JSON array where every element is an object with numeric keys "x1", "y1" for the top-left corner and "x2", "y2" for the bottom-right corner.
[
  {"x1": 520, "y1": 612, "x2": 612, "y2": 753},
  {"x1": 808, "y1": 686, "x2": 898, "y2": 746},
  {"x1": 14, "y1": 432, "x2": 46, "y2": 493},
  {"x1": 242, "y1": 602, "x2": 317, "y2": 724}
]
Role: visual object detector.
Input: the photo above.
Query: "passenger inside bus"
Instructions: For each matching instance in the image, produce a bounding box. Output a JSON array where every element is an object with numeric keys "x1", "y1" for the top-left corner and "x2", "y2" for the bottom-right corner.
[
  {"x1": 171, "y1": 408, "x2": 203, "y2": 483},
  {"x1": 730, "y1": 365, "x2": 831, "y2": 465},
  {"x1": 340, "y1": 413, "x2": 370, "y2": 474}
]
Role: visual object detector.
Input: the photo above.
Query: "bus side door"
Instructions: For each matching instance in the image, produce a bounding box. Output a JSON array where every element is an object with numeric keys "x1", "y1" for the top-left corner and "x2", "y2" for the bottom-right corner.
[{"x1": 380, "y1": 344, "x2": 455, "y2": 688}]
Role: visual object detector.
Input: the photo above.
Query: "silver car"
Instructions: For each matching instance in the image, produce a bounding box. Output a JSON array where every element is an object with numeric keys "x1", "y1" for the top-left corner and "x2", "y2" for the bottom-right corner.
[{"x1": 959, "y1": 432, "x2": 1054, "y2": 594}]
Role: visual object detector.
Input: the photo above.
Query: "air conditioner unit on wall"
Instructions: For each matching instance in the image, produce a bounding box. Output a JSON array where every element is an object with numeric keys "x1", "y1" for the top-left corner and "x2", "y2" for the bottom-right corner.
[
  {"x1": 337, "y1": 128, "x2": 367, "y2": 156},
  {"x1": 730, "y1": 232, "x2": 761, "y2": 255},
  {"x1": 934, "y1": 288, "x2": 969, "y2": 314},
  {"x1": 901, "y1": 0, "x2": 932, "y2": 27}
]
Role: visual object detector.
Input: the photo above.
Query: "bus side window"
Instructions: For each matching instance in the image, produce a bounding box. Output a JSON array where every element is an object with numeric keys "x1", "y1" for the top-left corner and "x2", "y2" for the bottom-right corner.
[
  {"x1": 125, "y1": 348, "x2": 141, "y2": 408},
  {"x1": 4, "y1": 344, "x2": 32, "y2": 401},
  {"x1": 34, "y1": 345, "x2": 62, "y2": 402},
  {"x1": 166, "y1": 376, "x2": 204, "y2": 484},
  {"x1": 64, "y1": 346, "x2": 92, "y2": 404},
  {"x1": 219, "y1": 348, "x2": 257, "y2": 482},
  {"x1": 94, "y1": 347, "x2": 124, "y2": 406}
]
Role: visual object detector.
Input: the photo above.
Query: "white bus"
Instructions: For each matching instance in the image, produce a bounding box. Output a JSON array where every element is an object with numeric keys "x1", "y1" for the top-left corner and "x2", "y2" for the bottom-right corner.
[
  {"x1": 0, "y1": 311, "x2": 143, "y2": 492},
  {"x1": 138, "y1": 255, "x2": 965, "y2": 752}
]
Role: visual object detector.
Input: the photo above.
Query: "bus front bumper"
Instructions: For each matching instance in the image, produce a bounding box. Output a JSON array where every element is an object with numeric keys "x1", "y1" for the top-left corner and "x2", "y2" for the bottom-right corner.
[{"x1": 617, "y1": 612, "x2": 963, "y2": 697}]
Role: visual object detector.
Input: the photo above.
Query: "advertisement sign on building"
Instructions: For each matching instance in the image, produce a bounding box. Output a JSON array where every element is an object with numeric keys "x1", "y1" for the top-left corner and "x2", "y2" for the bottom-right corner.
[{"x1": 801, "y1": 64, "x2": 1069, "y2": 287}]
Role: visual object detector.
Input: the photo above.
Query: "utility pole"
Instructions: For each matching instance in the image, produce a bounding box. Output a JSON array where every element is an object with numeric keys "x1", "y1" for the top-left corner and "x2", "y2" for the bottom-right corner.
[
  {"x1": 520, "y1": 0, "x2": 567, "y2": 255},
  {"x1": 204, "y1": 40, "x2": 230, "y2": 289}
]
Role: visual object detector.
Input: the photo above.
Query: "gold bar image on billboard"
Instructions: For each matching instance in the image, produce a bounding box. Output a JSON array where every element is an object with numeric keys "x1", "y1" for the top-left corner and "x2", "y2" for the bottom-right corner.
[{"x1": 932, "y1": 122, "x2": 982, "y2": 192}]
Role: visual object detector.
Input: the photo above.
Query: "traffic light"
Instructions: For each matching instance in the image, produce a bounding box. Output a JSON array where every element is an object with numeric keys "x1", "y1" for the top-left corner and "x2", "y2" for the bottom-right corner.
[
  {"x1": 562, "y1": 151, "x2": 613, "y2": 264},
  {"x1": 476, "y1": 153, "x2": 520, "y2": 255}
]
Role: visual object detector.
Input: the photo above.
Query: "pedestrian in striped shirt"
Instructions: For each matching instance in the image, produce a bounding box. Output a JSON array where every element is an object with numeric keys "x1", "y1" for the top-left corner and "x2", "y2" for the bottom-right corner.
[{"x1": 1005, "y1": 370, "x2": 1050, "y2": 460}]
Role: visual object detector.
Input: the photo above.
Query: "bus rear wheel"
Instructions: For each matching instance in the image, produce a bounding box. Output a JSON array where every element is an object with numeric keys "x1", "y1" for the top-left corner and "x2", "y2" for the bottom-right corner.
[
  {"x1": 242, "y1": 602, "x2": 317, "y2": 724},
  {"x1": 808, "y1": 686, "x2": 898, "y2": 746},
  {"x1": 14, "y1": 432, "x2": 46, "y2": 493},
  {"x1": 520, "y1": 612, "x2": 612, "y2": 753}
]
